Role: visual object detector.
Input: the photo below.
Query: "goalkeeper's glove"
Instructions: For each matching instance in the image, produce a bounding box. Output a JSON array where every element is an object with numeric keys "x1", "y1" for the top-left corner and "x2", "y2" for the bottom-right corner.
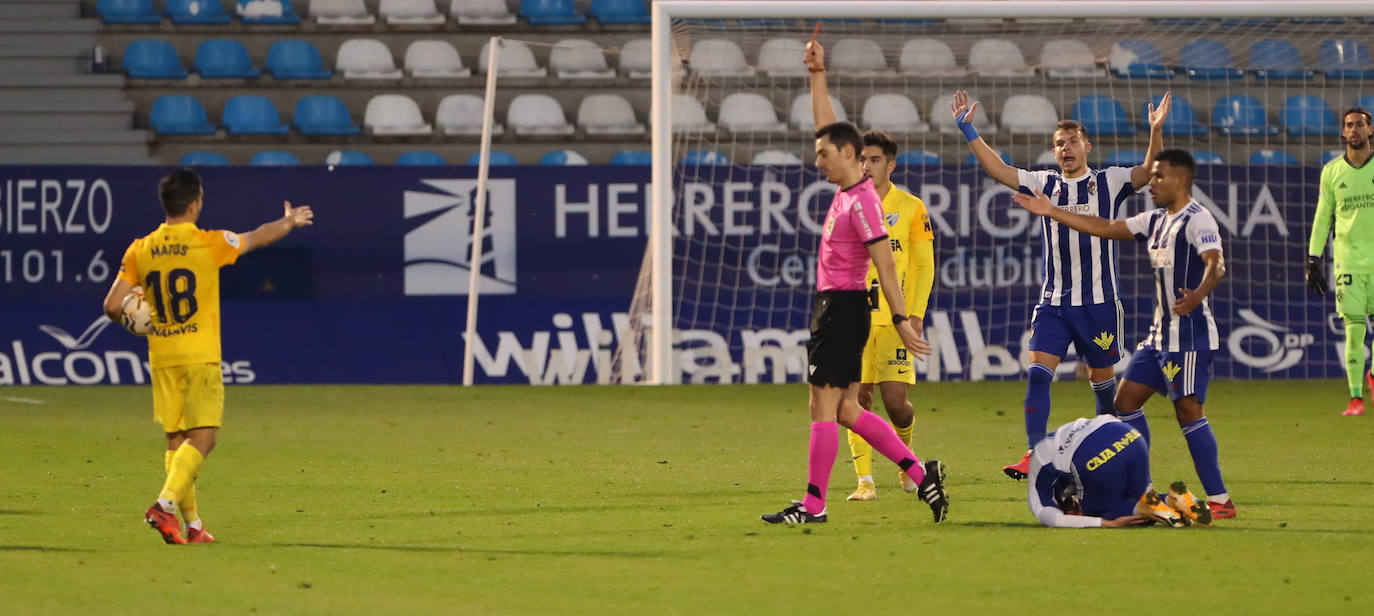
[
  {"x1": 955, "y1": 108, "x2": 979, "y2": 142},
  {"x1": 1305, "y1": 255, "x2": 1327, "y2": 296}
]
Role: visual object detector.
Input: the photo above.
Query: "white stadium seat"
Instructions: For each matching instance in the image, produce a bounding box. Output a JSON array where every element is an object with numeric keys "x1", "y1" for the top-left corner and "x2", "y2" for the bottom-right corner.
[
  {"x1": 789, "y1": 93, "x2": 847, "y2": 132},
  {"x1": 862, "y1": 93, "x2": 928, "y2": 133},
  {"x1": 550, "y1": 39, "x2": 616, "y2": 79},
  {"x1": 436, "y1": 94, "x2": 504, "y2": 135},
  {"x1": 899, "y1": 38, "x2": 959, "y2": 75},
  {"x1": 378, "y1": 0, "x2": 444, "y2": 25},
  {"x1": 336, "y1": 39, "x2": 403, "y2": 79},
  {"x1": 508, "y1": 94, "x2": 575, "y2": 135},
  {"x1": 577, "y1": 94, "x2": 645, "y2": 135},
  {"x1": 450, "y1": 0, "x2": 515, "y2": 24},
  {"x1": 1001, "y1": 94, "x2": 1059, "y2": 134},
  {"x1": 671, "y1": 94, "x2": 715, "y2": 133},
  {"x1": 929, "y1": 92, "x2": 998, "y2": 136},
  {"x1": 619, "y1": 38, "x2": 652, "y2": 78},
  {"x1": 404, "y1": 40, "x2": 470, "y2": 78},
  {"x1": 831, "y1": 38, "x2": 891, "y2": 74},
  {"x1": 1035, "y1": 150, "x2": 1059, "y2": 165},
  {"x1": 364, "y1": 94, "x2": 432, "y2": 135},
  {"x1": 1041, "y1": 39, "x2": 1103, "y2": 78},
  {"x1": 757, "y1": 38, "x2": 808, "y2": 77},
  {"x1": 718, "y1": 92, "x2": 786, "y2": 133},
  {"x1": 690, "y1": 39, "x2": 755, "y2": 77},
  {"x1": 310, "y1": 0, "x2": 374, "y2": 24},
  {"x1": 752, "y1": 150, "x2": 802, "y2": 165},
  {"x1": 969, "y1": 38, "x2": 1035, "y2": 77},
  {"x1": 478, "y1": 39, "x2": 546, "y2": 77}
]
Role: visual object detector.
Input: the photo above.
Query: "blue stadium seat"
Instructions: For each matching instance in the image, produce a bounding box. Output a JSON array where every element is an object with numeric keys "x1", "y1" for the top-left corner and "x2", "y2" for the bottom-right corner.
[
  {"x1": 1104, "y1": 150, "x2": 1145, "y2": 167},
  {"x1": 1250, "y1": 149, "x2": 1298, "y2": 165},
  {"x1": 97, "y1": 0, "x2": 161, "y2": 24},
  {"x1": 149, "y1": 95, "x2": 215, "y2": 135},
  {"x1": 235, "y1": 0, "x2": 301, "y2": 24},
  {"x1": 897, "y1": 150, "x2": 941, "y2": 166},
  {"x1": 396, "y1": 151, "x2": 447, "y2": 166},
  {"x1": 194, "y1": 40, "x2": 260, "y2": 79},
  {"x1": 1139, "y1": 95, "x2": 1208, "y2": 136},
  {"x1": 1219, "y1": 18, "x2": 1277, "y2": 28},
  {"x1": 590, "y1": 0, "x2": 647, "y2": 24},
  {"x1": 292, "y1": 95, "x2": 360, "y2": 136},
  {"x1": 166, "y1": 0, "x2": 230, "y2": 24},
  {"x1": 965, "y1": 152, "x2": 1012, "y2": 166},
  {"x1": 1280, "y1": 96, "x2": 1338, "y2": 137},
  {"x1": 179, "y1": 151, "x2": 230, "y2": 166},
  {"x1": 519, "y1": 0, "x2": 585, "y2": 25},
  {"x1": 1355, "y1": 96, "x2": 1374, "y2": 114},
  {"x1": 1180, "y1": 39, "x2": 1243, "y2": 80},
  {"x1": 326, "y1": 150, "x2": 374, "y2": 166},
  {"x1": 1071, "y1": 95, "x2": 1136, "y2": 137},
  {"x1": 1212, "y1": 95, "x2": 1277, "y2": 136},
  {"x1": 1110, "y1": 39, "x2": 1171, "y2": 79},
  {"x1": 123, "y1": 40, "x2": 187, "y2": 79},
  {"x1": 682, "y1": 150, "x2": 730, "y2": 165},
  {"x1": 539, "y1": 150, "x2": 588, "y2": 165},
  {"x1": 1320, "y1": 150, "x2": 1344, "y2": 165},
  {"x1": 1293, "y1": 18, "x2": 1346, "y2": 25},
  {"x1": 250, "y1": 151, "x2": 300, "y2": 165},
  {"x1": 610, "y1": 150, "x2": 651, "y2": 165},
  {"x1": 267, "y1": 40, "x2": 331, "y2": 80},
  {"x1": 1192, "y1": 151, "x2": 1226, "y2": 164},
  {"x1": 467, "y1": 150, "x2": 519, "y2": 165},
  {"x1": 1248, "y1": 39, "x2": 1313, "y2": 80},
  {"x1": 223, "y1": 95, "x2": 288, "y2": 135},
  {"x1": 1319, "y1": 40, "x2": 1374, "y2": 79}
]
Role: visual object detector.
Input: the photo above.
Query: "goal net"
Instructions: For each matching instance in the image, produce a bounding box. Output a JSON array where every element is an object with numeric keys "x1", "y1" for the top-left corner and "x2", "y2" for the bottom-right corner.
[{"x1": 625, "y1": 0, "x2": 1372, "y2": 385}]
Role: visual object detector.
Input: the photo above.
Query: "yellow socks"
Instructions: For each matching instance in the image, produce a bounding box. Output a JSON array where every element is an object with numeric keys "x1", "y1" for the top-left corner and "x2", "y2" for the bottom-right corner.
[
  {"x1": 895, "y1": 418, "x2": 915, "y2": 449},
  {"x1": 159, "y1": 443, "x2": 205, "y2": 510},
  {"x1": 847, "y1": 428, "x2": 873, "y2": 480},
  {"x1": 164, "y1": 449, "x2": 200, "y2": 523}
]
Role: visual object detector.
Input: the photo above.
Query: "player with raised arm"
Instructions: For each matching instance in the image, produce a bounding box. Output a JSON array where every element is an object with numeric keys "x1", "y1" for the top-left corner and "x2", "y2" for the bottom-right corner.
[
  {"x1": 951, "y1": 90, "x2": 1172, "y2": 480},
  {"x1": 102, "y1": 168, "x2": 314, "y2": 544},
  {"x1": 806, "y1": 40, "x2": 937, "y2": 502},
  {"x1": 1307, "y1": 107, "x2": 1374, "y2": 417},
  {"x1": 1014, "y1": 149, "x2": 1237, "y2": 520}
]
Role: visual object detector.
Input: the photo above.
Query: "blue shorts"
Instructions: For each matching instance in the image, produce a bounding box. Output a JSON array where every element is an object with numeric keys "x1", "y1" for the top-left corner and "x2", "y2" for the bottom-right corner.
[
  {"x1": 1028, "y1": 301, "x2": 1124, "y2": 369},
  {"x1": 1124, "y1": 346, "x2": 1212, "y2": 404},
  {"x1": 1071, "y1": 421, "x2": 1150, "y2": 519}
]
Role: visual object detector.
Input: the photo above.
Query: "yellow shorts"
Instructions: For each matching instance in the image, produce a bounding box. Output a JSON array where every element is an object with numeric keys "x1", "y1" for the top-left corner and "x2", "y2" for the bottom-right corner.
[
  {"x1": 860, "y1": 325, "x2": 916, "y2": 385},
  {"x1": 151, "y1": 363, "x2": 225, "y2": 433}
]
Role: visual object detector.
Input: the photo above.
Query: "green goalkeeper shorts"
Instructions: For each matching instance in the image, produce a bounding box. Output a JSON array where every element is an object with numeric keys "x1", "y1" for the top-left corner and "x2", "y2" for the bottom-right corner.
[{"x1": 1335, "y1": 271, "x2": 1374, "y2": 319}]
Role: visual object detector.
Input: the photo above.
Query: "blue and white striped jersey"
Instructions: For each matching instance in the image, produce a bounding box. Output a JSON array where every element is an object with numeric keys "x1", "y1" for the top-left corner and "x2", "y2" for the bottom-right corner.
[
  {"x1": 1124, "y1": 201, "x2": 1224, "y2": 352},
  {"x1": 1027, "y1": 415, "x2": 1122, "y2": 528},
  {"x1": 1018, "y1": 167, "x2": 1138, "y2": 307}
]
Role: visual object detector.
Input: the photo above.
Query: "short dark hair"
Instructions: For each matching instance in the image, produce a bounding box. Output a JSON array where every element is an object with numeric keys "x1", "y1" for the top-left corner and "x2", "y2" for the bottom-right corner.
[
  {"x1": 1053, "y1": 120, "x2": 1089, "y2": 142},
  {"x1": 862, "y1": 130, "x2": 898, "y2": 160},
  {"x1": 815, "y1": 121, "x2": 864, "y2": 159},
  {"x1": 1343, "y1": 107, "x2": 1372, "y2": 126},
  {"x1": 159, "y1": 168, "x2": 203, "y2": 217},
  {"x1": 1154, "y1": 149, "x2": 1196, "y2": 181}
]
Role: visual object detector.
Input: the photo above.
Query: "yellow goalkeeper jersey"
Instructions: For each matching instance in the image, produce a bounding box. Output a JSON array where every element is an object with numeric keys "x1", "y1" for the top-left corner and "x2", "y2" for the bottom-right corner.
[
  {"x1": 117, "y1": 222, "x2": 242, "y2": 369},
  {"x1": 866, "y1": 187, "x2": 935, "y2": 324}
]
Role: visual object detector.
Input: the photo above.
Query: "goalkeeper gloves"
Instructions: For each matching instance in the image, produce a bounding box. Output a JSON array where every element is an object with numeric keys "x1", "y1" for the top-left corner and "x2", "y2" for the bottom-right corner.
[
  {"x1": 1305, "y1": 255, "x2": 1327, "y2": 296},
  {"x1": 955, "y1": 108, "x2": 980, "y2": 142}
]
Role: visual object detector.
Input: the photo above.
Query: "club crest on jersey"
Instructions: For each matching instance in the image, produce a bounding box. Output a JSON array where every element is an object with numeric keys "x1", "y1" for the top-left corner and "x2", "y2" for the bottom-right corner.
[
  {"x1": 825, "y1": 216, "x2": 836, "y2": 236},
  {"x1": 886, "y1": 212, "x2": 900, "y2": 227},
  {"x1": 1087, "y1": 180, "x2": 1097, "y2": 195},
  {"x1": 1162, "y1": 361, "x2": 1182, "y2": 382}
]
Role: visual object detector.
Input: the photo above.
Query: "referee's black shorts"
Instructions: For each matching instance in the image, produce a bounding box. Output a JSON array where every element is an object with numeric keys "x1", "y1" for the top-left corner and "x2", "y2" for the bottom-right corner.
[{"x1": 806, "y1": 290, "x2": 871, "y2": 388}]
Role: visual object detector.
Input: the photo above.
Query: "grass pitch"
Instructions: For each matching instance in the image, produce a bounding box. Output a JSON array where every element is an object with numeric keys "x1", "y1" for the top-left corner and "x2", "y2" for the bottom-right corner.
[{"x1": 1, "y1": 381, "x2": 1371, "y2": 615}]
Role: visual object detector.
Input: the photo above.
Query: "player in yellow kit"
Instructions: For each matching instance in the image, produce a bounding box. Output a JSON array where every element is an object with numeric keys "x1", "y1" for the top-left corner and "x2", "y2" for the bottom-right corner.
[{"x1": 102, "y1": 168, "x2": 314, "y2": 544}]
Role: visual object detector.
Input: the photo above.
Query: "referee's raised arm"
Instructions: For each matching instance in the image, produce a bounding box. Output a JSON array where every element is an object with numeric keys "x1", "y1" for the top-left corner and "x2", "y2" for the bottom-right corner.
[{"x1": 804, "y1": 40, "x2": 837, "y2": 128}]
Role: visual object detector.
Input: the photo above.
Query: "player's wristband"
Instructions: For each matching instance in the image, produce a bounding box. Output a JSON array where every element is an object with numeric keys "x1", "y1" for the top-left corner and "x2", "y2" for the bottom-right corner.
[
  {"x1": 955, "y1": 110, "x2": 979, "y2": 142},
  {"x1": 808, "y1": 67, "x2": 825, "y2": 73},
  {"x1": 892, "y1": 313, "x2": 908, "y2": 326}
]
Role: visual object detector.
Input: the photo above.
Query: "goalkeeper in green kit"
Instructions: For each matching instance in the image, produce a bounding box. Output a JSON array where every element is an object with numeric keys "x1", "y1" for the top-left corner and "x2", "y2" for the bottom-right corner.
[{"x1": 1308, "y1": 107, "x2": 1374, "y2": 417}]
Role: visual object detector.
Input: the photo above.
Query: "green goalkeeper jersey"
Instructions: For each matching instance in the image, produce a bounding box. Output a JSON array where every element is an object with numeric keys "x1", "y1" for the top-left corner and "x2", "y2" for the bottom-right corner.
[{"x1": 1310, "y1": 155, "x2": 1374, "y2": 273}]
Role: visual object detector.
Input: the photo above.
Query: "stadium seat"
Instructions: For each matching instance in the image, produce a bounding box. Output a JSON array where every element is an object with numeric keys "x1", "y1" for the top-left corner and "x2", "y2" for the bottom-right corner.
[
  {"x1": 378, "y1": 0, "x2": 444, "y2": 24},
  {"x1": 337, "y1": 39, "x2": 403, "y2": 79},
  {"x1": 1071, "y1": 95, "x2": 1136, "y2": 137},
  {"x1": 899, "y1": 38, "x2": 958, "y2": 75},
  {"x1": 519, "y1": 0, "x2": 585, "y2": 25},
  {"x1": 789, "y1": 93, "x2": 846, "y2": 132},
  {"x1": 166, "y1": 0, "x2": 231, "y2": 24},
  {"x1": 450, "y1": 0, "x2": 515, "y2": 24},
  {"x1": 1213, "y1": 95, "x2": 1278, "y2": 136},
  {"x1": 1192, "y1": 151, "x2": 1226, "y2": 164},
  {"x1": 468, "y1": 150, "x2": 518, "y2": 165},
  {"x1": 1000, "y1": 95, "x2": 1058, "y2": 134},
  {"x1": 396, "y1": 151, "x2": 447, "y2": 166},
  {"x1": 236, "y1": 0, "x2": 301, "y2": 24},
  {"x1": 1280, "y1": 96, "x2": 1338, "y2": 137},
  {"x1": 507, "y1": 94, "x2": 575, "y2": 135},
  {"x1": 862, "y1": 94, "x2": 928, "y2": 133},
  {"x1": 149, "y1": 95, "x2": 215, "y2": 135},
  {"x1": 267, "y1": 40, "x2": 332, "y2": 79},
  {"x1": 223, "y1": 95, "x2": 288, "y2": 135},
  {"x1": 179, "y1": 151, "x2": 229, "y2": 166},
  {"x1": 1033, "y1": 150, "x2": 1058, "y2": 167},
  {"x1": 250, "y1": 151, "x2": 300, "y2": 165},
  {"x1": 1248, "y1": 39, "x2": 1313, "y2": 80},
  {"x1": 1180, "y1": 39, "x2": 1244, "y2": 80},
  {"x1": 1321, "y1": 149, "x2": 1344, "y2": 165},
  {"x1": 719, "y1": 93, "x2": 786, "y2": 133},
  {"x1": 310, "y1": 0, "x2": 374, "y2": 24},
  {"x1": 404, "y1": 40, "x2": 470, "y2": 78},
  {"x1": 897, "y1": 150, "x2": 942, "y2": 166},
  {"x1": 98, "y1": 0, "x2": 161, "y2": 24},
  {"x1": 364, "y1": 95, "x2": 432, "y2": 136},
  {"x1": 757, "y1": 38, "x2": 808, "y2": 78},
  {"x1": 1138, "y1": 95, "x2": 1208, "y2": 136},
  {"x1": 577, "y1": 94, "x2": 644, "y2": 135},
  {"x1": 540, "y1": 150, "x2": 590, "y2": 165},
  {"x1": 610, "y1": 150, "x2": 651, "y2": 165},
  {"x1": 690, "y1": 39, "x2": 755, "y2": 77},
  {"x1": 831, "y1": 38, "x2": 891, "y2": 74},
  {"x1": 682, "y1": 150, "x2": 730, "y2": 165},
  {"x1": 968, "y1": 38, "x2": 1034, "y2": 77},
  {"x1": 1250, "y1": 149, "x2": 1299, "y2": 165},
  {"x1": 1040, "y1": 39, "x2": 1102, "y2": 78},
  {"x1": 752, "y1": 150, "x2": 802, "y2": 166},
  {"x1": 478, "y1": 40, "x2": 547, "y2": 78},
  {"x1": 292, "y1": 95, "x2": 360, "y2": 136},
  {"x1": 1220, "y1": 18, "x2": 1277, "y2": 28},
  {"x1": 619, "y1": 38, "x2": 651, "y2": 78},
  {"x1": 930, "y1": 92, "x2": 997, "y2": 136},
  {"x1": 550, "y1": 39, "x2": 615, "y2": 79},
  {"x1": 965, "y1": 151, "x2": 1012, "y2": 166},
  {"x1": 325, "y1": 150, "x2": 374, "y2": 166},
  {"x1": 671, "y1": 94, "x2": 715, "y2": 132},
  {"x1": 1356, "y1": 96, "x2": 1374, "y2": 114},
  {"x1": 436, "y1": 94, "x2": 504, "y2": 135},
  {"x1": 194, "y1": 40, "x2": 260, "y2": 79},
  {"x1": 1319, "y1": 40, "x2": 1374, "y2": 79},
  {"x1": 1109, "y1": 39, "x2": 1171, "y2": 79},
  {"x1": 591, "y1": 0, "x2": 648, "y2": 24},
  {"x1": 1104, "y1": 150, "x2": 1145, "y2": 167},
  {"x1": 123, "y1": 40, "x2": 187, "y2": 79}
]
